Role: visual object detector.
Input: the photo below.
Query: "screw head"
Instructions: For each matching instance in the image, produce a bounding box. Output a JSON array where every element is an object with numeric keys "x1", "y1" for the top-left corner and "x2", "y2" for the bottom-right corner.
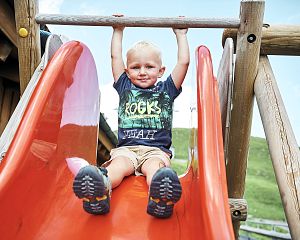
[
  {"x1": 247, "y1": 34, "x2": 256, "y2": 43},
  {"x1": 19, "y1": 28, "x2": 29, "y2": 38}
]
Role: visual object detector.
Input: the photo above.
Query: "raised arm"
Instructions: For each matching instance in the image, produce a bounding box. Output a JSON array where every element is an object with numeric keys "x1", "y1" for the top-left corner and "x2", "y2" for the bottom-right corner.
[
  {"x1": 171, "y1": 28, "x2": 190, "y2": 89},
  {"x1": 111, "y1": 25, "x2": 125, "y2": 82}
]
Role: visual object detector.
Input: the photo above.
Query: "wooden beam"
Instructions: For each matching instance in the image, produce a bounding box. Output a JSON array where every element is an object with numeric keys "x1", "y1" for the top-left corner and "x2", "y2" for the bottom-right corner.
[
  {"x1": 0, "y1": 1, "x2": 18, "y2": 47},
  {"x1": 240, "y1": 225, "x2": 291, "y2": 239},
  {"x1": 254, "y1": 56, "x2": 300, "y2": 239},
  {"x1": 14, "y1": 0, "x2": 41, "y2": 94},
  {"x1": 35, "y1": 14, "x2": 240, "y2": 29},
  {"x1": 223, "y1": 25, "x2": 300, "y2": 56},
  {"x1": 226, "y1": 0, "x2": 265, "y2": 238}
]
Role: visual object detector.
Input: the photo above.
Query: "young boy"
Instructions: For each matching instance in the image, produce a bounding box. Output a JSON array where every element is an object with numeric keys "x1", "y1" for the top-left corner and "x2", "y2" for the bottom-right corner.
[{"x1": 72, "y1": 25, "x2": 189, "y2": 218}]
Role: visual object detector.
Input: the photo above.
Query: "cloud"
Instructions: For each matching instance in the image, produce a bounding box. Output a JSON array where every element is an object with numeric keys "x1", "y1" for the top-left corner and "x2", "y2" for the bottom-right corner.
[{"x1": 39, "y1": 0, "x2": 64, "y2": 13}]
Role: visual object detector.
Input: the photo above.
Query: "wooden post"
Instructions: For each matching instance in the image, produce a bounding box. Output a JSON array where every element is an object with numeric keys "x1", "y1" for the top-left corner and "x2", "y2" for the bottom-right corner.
[
  {"x1": 222, "y1": 25, "x2": 300, "y2": 56},
  {"x1": 254, "y1": 56, "x2": 300, "y2": 239},
  {"x1": 14, "y1": 0, "x2": 41, "y2": 94},
  {"x1": 226, "y1": 0, "x2": 265, "y2": 238}
]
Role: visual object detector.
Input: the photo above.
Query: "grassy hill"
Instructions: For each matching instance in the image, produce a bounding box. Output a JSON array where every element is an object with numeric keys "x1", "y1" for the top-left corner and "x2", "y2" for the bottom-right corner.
[{"x1": 171, "y1": 128, "x2": 285, "y2": 221}]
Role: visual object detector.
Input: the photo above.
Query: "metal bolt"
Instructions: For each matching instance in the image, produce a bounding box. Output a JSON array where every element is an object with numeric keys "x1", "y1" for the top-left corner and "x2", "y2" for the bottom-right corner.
[
  {"x1": 247, "y1": 34, "x2": 256, "y2": 43},
  {"x1": 19, "y1": 28, "x2": 29, "y2": 38}
]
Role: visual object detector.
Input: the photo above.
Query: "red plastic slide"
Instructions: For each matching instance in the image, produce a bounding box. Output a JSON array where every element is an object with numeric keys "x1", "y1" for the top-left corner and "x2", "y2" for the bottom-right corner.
[{"x1": 0, "y1": 42, "x2": 234, "y2": 239}]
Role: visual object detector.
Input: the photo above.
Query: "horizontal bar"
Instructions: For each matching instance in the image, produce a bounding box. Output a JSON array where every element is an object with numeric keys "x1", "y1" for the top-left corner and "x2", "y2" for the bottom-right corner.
[
  {"x1": 35, "y1": 14, "x2": 240, "y2": 29},
  {"x1": 223, "y1": 25, "x2": 300, "y2": 56}
]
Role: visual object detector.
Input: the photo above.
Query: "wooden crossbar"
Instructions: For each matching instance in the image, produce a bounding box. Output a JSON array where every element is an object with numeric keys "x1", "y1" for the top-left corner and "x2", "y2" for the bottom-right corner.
[{"x1": 35, "y1": 14, "x2": 240, "y2": 28}]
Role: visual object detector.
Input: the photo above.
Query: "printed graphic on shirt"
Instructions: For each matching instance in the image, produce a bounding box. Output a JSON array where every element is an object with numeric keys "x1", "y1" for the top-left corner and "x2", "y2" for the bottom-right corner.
[
  {"x1": 118, "y1": 89, "x2": 173, "y2": 130},
  {"x1": 121, "y1": 129, "x2": 158, "y2": 140}
]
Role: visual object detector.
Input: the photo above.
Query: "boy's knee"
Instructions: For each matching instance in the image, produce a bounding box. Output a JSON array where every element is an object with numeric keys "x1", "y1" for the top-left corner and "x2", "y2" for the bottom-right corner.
[
  {"x1": 141, "y1": 158, "x2": 166, "y2": 174},
  {"x1": 108, "y1": 156, "x2": 135, "y2": 175}
]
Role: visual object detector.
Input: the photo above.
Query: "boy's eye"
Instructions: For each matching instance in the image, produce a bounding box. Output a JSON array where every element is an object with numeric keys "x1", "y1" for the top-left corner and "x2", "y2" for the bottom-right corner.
[
  {"x1": 131, "y1": 66, "x2": 139, "y2": 70},
  {"x1": 146, "y1": 66, "x2": 154, "y2": 69}
]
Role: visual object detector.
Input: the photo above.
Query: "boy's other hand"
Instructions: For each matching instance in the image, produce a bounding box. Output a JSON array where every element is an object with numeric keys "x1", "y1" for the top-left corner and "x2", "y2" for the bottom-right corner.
[
  {"x1": 173, "y1": 16, "x2": 188, "y2": 35},
  {"x1": 173, "y1": 28, "x2": 188, "y2": 35},
  {"x1": 112, "y1": 14, "x2": 125, "y2": 30}
]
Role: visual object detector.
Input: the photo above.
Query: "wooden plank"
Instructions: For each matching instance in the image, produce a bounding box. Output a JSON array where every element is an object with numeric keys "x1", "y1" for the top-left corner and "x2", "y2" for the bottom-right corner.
[
  {"x1": 216, "y1": 38, "x2": 234, "y2": 163},
  {"x1": 223, "y1": 25, "x2": 300, "y2": 56},
  {"x1": 14, "y1": 0, "x2": 41, "y2": 94},
  {"x1": 35, "y1": 14, "x2": 240, "y2": 29},
  {"x1": 254, "y1": 56, "x2": 300, "y2": 239},
  {"x1": 240, "y1": 225, "x2": 291, "y2": 239},
  {"x1": 225, "y1": 0, "x2": 265, "y2": 238},
  {"x1": 0, "y1": 1, "x2": 18, "y2": 46}
]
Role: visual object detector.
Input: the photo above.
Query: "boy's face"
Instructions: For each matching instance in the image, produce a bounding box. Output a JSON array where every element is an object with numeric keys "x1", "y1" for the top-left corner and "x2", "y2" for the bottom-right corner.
[{"x1": 126, "y1": 48, "x2": 165, "y2": 88}]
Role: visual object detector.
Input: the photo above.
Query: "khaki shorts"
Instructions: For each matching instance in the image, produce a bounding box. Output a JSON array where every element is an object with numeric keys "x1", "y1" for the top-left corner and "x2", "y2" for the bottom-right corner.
[{"x1": 103, "y1": 145, "x2": 171, "y2": 176}]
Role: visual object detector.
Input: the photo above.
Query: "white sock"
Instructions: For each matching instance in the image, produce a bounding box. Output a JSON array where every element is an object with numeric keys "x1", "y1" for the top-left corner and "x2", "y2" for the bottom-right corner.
[{"x1": 66, "y1": 157, "x2": 89, "y2": 176}]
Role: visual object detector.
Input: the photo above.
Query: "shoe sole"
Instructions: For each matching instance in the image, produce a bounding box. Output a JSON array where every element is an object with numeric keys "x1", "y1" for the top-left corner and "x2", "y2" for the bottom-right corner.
[
  {"x1": 73, "y1": 166, "x2": 109, "y2": 215},
  {"x1": 147, "y1": 168, "x2": 182, "y2": 218}
]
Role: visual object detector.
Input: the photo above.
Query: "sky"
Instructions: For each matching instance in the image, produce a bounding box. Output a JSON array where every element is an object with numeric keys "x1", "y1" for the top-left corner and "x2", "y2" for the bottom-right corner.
[{"x1": 39, "y1": 0, "x2": 300, "y2": 144}]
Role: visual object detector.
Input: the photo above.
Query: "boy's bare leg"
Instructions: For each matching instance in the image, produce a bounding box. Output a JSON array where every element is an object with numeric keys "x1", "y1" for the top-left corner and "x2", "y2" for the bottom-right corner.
[
  {"x1": 141, "y1": 158, "x2": 166, "y2": 186},
  {"x1": 106, "y1": 156, "x2": 135, "y2": 188}
]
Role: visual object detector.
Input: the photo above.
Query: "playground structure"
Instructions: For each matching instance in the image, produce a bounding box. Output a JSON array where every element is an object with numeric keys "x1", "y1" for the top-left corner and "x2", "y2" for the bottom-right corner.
[{"x1": 0, "y1": 0, "x2": 299, "y2": 239}]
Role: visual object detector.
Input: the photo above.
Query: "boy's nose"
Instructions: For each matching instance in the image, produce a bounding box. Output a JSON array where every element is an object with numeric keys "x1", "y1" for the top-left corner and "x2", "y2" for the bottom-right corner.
[{"x1": 139, "y1": 67, "x2": 146, "y2": 74}]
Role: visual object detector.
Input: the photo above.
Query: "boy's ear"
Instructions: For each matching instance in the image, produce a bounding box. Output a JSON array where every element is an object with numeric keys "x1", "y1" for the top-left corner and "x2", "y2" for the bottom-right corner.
[{"x1": 158, "y1": 66, "x2": 166, "y2": 78}]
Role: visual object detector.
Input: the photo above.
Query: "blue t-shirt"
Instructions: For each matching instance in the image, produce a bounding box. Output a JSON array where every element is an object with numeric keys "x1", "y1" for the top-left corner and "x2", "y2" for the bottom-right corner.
[{"x1": 113, "y1": 72, "x2": 182, "y2": 155}]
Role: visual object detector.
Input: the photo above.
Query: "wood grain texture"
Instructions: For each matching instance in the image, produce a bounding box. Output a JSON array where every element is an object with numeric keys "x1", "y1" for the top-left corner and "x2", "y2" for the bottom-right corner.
[
  {"x1": 255, "y1": 56, "x2": 300, "y2": 239},
  {"x1": 216, "y1": 38, "x2": 234, "y2": 164},
  {"x1": 223, "y1": 25, "x2": 300, "y2": 55},
  {"x1": 225, "y1": 1, "x2": 265, "y2": 238},
  {"x1": 14, "y1": 0, "x2": 41, "y2": 94},
  {"x1": 35, "y1": 14, "x2": 240, "y2": 28}
]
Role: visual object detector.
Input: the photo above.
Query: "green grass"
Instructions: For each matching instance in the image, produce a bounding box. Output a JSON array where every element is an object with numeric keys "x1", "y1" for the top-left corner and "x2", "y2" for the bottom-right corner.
[
  {"x1": 171, "y1": 129, "x2": 286, "y2": 221},
  {"x1": 245, "y1": 137, "x2": 285, "y2": 220},
  {"x1": 171, "y1": 128, "x2": 190, "y2": 159}
]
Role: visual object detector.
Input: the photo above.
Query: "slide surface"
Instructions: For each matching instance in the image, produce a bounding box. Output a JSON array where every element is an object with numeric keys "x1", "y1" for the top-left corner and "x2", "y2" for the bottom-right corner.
[{"x1": 0, "y1": 42, "x2": 234, "y2": 239}]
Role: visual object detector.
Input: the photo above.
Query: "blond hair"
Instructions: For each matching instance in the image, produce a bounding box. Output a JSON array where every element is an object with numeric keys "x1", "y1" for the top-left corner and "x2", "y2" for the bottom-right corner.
[{"x1": 126, "y1": 41, "x2": 162, "y2": 64}]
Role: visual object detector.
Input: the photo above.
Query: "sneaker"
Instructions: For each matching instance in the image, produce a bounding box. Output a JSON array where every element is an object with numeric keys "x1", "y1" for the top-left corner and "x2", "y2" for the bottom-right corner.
[
  {"x1": 73, "y1": 165, "x2": 111, "y2": 215},
  {"x1": 147, "y1": 167, "x2": 182, "y2": 218}
]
